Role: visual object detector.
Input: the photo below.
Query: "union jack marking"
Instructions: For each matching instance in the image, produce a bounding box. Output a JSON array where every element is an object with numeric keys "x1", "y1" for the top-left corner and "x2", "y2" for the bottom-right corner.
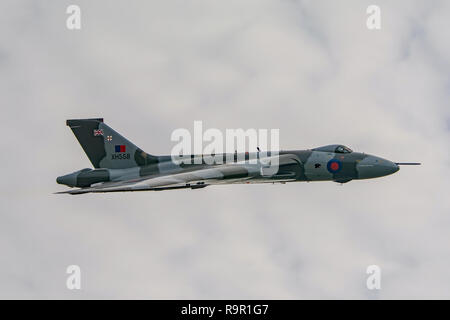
[{"x1": 93, "y1": 129, "x2": 104, "y2": 136}]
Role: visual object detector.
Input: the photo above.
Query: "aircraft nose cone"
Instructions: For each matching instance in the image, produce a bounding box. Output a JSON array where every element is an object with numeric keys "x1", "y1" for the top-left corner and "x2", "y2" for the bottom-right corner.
[
  {"x1": 391, "y1": 162, "x2": 400, "y2": 174},
  {"x1": 357, "y1": 156, "x2": 399, "y2": 179}
]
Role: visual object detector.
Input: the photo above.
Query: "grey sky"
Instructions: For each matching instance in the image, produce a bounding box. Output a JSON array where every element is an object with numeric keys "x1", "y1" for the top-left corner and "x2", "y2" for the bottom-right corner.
[{"x1": 0, "y1": 0, "x2": 449, "y2": 299}]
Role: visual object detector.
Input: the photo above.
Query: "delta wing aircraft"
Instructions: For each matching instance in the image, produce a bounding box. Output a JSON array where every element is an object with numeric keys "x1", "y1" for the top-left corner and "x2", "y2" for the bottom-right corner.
[{"x1": 56, "y1": 118, "x2": 420, "y2": 194}]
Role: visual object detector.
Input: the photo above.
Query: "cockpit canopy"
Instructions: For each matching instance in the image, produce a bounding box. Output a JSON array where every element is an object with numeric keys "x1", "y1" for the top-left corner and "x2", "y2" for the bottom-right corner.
[{"x1": 312, "y1": 144, "x2": 353, "y2": 154}]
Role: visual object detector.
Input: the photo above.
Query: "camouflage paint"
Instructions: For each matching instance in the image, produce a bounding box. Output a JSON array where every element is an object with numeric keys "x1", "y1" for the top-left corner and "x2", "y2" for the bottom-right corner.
[{"x1": 57, "y1": 119, "x2": 402, "y2": 193}]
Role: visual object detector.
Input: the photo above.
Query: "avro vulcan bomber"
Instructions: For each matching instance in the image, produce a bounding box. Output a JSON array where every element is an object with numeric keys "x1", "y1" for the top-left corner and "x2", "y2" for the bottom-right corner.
[{"x1": 56, "y1": 119, "x2": 420, "y2": 194}]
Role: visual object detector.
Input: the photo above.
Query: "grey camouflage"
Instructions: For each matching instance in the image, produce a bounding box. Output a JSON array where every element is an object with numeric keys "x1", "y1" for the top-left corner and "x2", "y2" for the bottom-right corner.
[{"x1": 56, "y1": 119, "x2": 419, "y2": 194}]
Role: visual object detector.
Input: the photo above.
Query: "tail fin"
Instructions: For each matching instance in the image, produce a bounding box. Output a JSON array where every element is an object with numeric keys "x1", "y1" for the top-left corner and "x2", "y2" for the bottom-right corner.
[{"x1": 66, "y1": 118, "x2": 158, "y2": 169}]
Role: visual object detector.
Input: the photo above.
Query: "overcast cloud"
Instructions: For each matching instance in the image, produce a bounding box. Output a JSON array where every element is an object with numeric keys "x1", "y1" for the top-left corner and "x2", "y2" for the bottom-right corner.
[{"x1": 0, "y1": 0, "x2": 449, "y2": 299}]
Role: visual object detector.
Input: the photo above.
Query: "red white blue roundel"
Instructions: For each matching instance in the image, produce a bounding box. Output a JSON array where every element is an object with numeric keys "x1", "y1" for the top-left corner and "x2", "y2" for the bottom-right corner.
[{"x1": 327, "y1": 159, "x2": 342, "y2": 173}]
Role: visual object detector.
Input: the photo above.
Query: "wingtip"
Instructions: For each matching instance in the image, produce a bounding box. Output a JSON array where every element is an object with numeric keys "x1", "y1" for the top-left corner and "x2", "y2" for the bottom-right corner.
[
  {"x1": 53, "y1": 190, "x2": 72, "y2": 195},
  {"x1": 395, "y1": 162, "x2": 421, "y2": 166},
  {"x1": 54, "y1": 189, "x2": 87, "y2": 195}
]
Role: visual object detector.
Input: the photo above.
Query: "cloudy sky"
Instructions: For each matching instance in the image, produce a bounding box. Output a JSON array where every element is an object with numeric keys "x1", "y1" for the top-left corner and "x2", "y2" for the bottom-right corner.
[{"x1": 1, "y1": 0, "x2": 449, "y2": 299}]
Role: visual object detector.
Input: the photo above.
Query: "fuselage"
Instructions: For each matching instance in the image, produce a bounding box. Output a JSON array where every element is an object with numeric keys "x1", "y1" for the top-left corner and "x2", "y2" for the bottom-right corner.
[{"x1": 57, "y1": 144, "x2": 400, "y2": 188}]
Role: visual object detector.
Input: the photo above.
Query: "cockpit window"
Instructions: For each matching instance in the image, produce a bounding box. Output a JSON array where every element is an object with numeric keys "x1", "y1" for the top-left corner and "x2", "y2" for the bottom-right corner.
[
  {"x1": 312, "y1": 144, "x2": 353, "y2": 153},
  {"x1": 335, "y1": 146, "x2": 345, "y2": 153},
  {"x1": 335, "y1": 146, "x2": 352, "y2": 153},
  {"x1": 344, "y1": 146, "x2": 353, "y2": 153}
]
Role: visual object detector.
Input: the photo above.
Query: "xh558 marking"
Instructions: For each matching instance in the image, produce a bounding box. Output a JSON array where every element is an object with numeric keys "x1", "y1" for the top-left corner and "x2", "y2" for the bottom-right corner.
[{"x1": 56, "y1": 118, "x2": 420, "y2": 195}]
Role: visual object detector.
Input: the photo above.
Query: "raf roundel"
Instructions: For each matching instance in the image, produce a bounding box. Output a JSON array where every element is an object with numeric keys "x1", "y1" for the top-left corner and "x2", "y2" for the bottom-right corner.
[{"x1": 327, "y1": 159, "x2": 342, "y2": 173}]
